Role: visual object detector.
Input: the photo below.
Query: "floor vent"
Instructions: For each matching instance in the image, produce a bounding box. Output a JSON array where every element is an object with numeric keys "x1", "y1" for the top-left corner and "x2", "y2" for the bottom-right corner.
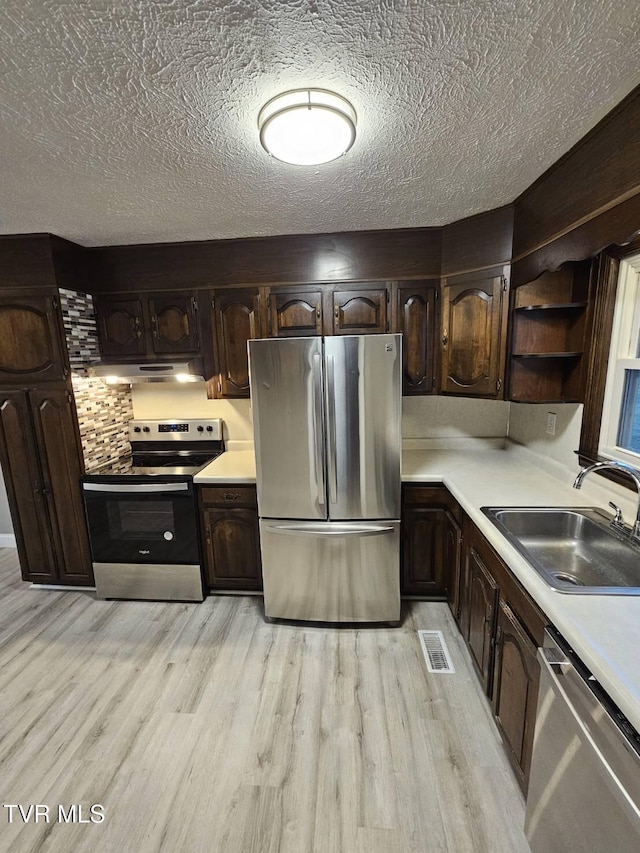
[{"x1": 418, "y1": 630, "x2": 455, "y2": 674}]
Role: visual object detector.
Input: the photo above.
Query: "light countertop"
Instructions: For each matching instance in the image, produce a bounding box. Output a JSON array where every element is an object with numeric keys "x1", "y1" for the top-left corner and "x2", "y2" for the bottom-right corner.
[
  {"x1": 196, "y1": 444, "x2": 640, "y2": 731},
  {"x1": 195, "y1": 451, "x2": 256, "y2": 483}
]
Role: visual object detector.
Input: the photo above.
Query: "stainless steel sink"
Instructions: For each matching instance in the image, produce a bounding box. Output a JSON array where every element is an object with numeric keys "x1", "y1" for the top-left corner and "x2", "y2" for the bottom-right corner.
[{"x1": 482, "y1": 507, "x2": 640, "y2": 594}]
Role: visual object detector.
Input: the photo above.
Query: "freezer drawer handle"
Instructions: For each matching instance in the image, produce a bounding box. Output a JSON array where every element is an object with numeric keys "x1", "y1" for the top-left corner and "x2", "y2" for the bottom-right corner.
[
  {"x1": 268, "y1": 524, "x2": 395, "y2": 537},
  {"x1": 83, "y1": 482, "x2": 190, "y2": 493}
]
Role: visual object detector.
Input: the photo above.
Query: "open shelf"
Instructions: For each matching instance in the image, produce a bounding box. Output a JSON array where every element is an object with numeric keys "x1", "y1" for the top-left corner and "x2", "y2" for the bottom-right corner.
[
  {"x1": 512, "y1": 352, "x2": 582, "y2": 359},
  {"x1": 508, "y1": 260, "x2": 593, "y2": 403},
  {"x1": 514, "y1": 302, "x2": 588, "y2": 312}
]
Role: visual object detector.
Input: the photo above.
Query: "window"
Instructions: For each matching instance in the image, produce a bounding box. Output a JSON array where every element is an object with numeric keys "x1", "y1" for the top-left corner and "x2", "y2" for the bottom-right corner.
[{"x1": 598, "y1": 253, "x2": 640, "y2": 466}]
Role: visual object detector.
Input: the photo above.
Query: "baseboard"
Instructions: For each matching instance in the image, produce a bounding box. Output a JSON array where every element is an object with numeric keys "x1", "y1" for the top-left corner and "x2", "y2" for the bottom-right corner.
[{"x1": 0, "y1": 533, "x2": 16, "y2": 548}]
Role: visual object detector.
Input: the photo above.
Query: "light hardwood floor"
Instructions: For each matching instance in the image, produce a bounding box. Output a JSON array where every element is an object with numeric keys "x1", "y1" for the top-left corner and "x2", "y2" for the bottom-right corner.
[{"x1": 0, "y1": 548, "x2": 530, "y2": 853}]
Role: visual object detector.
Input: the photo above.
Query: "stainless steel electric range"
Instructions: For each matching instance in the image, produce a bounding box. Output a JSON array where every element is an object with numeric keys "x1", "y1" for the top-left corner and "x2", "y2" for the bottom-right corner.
[{"x1": 82, "y1": 419, "x2": 224, "y2": 602}]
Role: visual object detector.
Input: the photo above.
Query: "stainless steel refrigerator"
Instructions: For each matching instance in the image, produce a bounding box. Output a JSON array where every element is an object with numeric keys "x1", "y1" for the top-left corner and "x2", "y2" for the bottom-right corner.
[{"x1": 249, "y1": 334, "x2": 401, "y2": 623}]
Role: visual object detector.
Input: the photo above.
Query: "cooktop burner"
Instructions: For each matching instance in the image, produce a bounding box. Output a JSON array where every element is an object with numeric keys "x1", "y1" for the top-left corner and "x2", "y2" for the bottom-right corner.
[{"x1": 84, "y1": 419, "x2": 225, "y2": 480}]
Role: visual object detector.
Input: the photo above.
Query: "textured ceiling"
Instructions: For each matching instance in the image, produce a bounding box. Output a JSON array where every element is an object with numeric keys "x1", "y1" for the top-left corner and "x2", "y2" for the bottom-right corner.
[{"x1": 1, "y1": 0, "x2": 640, "y2": 247}]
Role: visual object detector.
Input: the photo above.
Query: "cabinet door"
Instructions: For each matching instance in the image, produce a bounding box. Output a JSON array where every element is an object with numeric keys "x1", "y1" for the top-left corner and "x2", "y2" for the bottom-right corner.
[
  {"x1": 0, "y1": 391, "x2": 58, "y2": 583},
  {"x1": 0, "y1": 289, "x2": 67, "y2": 383},
  {"x1": 441, "y1": 274, "x2": 507, "y2": 397},
  {"x1": 443, "y1": 509, "x2": 462, "y2": 622},
  {"x1": 202, "y1": 507, "x2": 262, "y2": 590},
  {"x1": 30, "y1": 389, "x2": 93, "y2": 585},
  {"x1": 269, "y1": 289, "x2": 323, "y2": 337},
  {"x1": 466, "y1": 546, "x2": 499, "y2": 693},
  {"x1": 149, "y1": 292, "x2": 200, "y2": 355},
  {"x1": 212, "y1": 289, "x2": 262, "y2": 397},
  {"x1": 401, "y1": 507, "x2": 445, "y2": 595},
  {"x1": 95, "y1": 297, "x2": 146, "y2": 358},
  {"x1": 396, "y1": 283, "x2": 437, "y2": 395},
  {"x1": 332, "y1": 287, "x2": 388, "y2": 335},
  {"x1": 492, "y1": 599, "x2": 540, "y2": 791}
]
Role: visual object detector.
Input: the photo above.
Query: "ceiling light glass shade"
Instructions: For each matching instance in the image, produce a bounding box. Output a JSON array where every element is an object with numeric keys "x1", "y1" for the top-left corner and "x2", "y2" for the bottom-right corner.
[{"x1": 258, "y1": 89, "x2": 357, "y2": 165}]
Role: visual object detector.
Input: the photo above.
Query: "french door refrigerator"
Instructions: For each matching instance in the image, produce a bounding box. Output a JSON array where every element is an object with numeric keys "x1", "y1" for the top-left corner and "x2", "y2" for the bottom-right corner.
[{"x1": 249, "y1": 334, "x2": 401, "y2": 623}]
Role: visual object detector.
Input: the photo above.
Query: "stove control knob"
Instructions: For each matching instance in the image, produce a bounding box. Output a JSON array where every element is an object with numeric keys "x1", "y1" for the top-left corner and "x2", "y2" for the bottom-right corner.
[
  {"x1": 133, "y1": 427, "x2": 141, "y2": 433},
  {"x1": 206, "y1": 425, "x2": 213, "y2": 432},
  {"x1": 143, "y1": 427, "x2": 150, "y2": 433},
  {"x1": 197, "y1": 426, "x2": 204, "y2": 432}
]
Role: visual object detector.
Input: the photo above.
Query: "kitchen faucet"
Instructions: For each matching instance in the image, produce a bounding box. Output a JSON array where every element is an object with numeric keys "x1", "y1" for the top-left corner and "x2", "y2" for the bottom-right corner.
[{"x1": 573, "y1": 460, "x2": 640, "y2": 542}]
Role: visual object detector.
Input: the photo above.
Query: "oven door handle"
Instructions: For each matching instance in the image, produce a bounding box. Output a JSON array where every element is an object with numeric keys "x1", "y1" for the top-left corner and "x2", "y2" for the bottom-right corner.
[{"x1": 82, "y1": 482, "x2": 190, "y2": 493}]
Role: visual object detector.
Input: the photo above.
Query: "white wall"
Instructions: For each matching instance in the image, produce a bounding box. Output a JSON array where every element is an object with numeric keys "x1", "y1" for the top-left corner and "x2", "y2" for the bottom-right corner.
[
  {"x1": 508, "y1": 403, "x2": 584, "y2": 473},
  {"x1": 403, "y1": 396, "x2": 509, "y2": 442},
  {"x1": 133, "y1": 385, "x2": 511, "y2": 445},
  {"x1": 506, "y1": 401, "x2": 640, "y2": 519},
  {"x1": 132, "y1": 384, "x2": 254, "y2": 441}
]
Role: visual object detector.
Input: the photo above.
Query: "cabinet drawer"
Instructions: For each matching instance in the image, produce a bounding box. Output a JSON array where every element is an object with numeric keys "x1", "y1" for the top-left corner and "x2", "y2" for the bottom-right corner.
[
  {"x1": 402, "y1": 484, "x2": 461, "y2": 519},
  {"x1": 199, "y1": 486, "x2": 257, "y2": 507}
]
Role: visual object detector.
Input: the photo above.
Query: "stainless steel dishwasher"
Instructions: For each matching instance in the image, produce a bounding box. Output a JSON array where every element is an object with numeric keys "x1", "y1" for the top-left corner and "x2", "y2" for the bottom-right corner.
[{"x1": 525, "y1": 629, "x2": 640, "y2": 853}]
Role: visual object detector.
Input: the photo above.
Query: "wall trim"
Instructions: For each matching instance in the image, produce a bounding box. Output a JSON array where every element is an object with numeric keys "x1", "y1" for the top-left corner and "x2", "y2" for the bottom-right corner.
[{"x1": 0, "y1": 534, "x2": 17, "y2": 548}]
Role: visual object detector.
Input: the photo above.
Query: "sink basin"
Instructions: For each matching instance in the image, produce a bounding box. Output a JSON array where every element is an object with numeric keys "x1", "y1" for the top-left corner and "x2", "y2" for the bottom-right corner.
[{"x1": 481, "y1": 507, "x2": 640, "y2": 594}]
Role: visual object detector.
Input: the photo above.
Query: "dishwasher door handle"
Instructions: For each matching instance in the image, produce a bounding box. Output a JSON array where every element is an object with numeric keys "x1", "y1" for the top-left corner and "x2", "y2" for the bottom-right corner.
[{"x1": 538, "y1": 647, "x2": 640, "y2": 825}]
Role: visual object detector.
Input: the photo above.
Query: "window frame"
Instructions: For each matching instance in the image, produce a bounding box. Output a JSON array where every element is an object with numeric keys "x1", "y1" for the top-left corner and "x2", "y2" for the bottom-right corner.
[
  {"x1": 598, "y1": 253, "x2": 640, "y2": 466},
  {"x1": 579, "y1": 237, "x2": 640, "y2": 490}
]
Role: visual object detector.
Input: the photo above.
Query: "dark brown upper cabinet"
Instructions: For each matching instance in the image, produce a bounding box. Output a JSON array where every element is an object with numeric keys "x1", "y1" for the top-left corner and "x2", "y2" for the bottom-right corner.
[
  {"x1": 0, "y1": 388, "x2": 93, "y2": 586},
  {"x1": 95, "y1": 292, "x2": 199, "y2": 360},
  {"x1": 440, "y1": 268, "x2": 509, "y2": 399},
  {"x1": 148, "y1": 293, "x2": 200, "y2": 354},
  {"x1": 96, "y1": 297, "x2": 146, "y2": 358},
  {"x1": 268, "y1": 287, "x2": 323, "y2": 337},
  {"x1": 210, "y1": 288, "x2": 262, "y2": 398},
  {"x1": 394, "y1": 281, "x2": 437, "y2": 395},
  {"x1": 0, "y1": 288, "x2": 68, "y2": 383},
  {"x1": 508, "y1": 261, "x2": 594, "y2": 404},
  {"x1": 332, "y1": 284, "x2": 389, "y2": 335}
]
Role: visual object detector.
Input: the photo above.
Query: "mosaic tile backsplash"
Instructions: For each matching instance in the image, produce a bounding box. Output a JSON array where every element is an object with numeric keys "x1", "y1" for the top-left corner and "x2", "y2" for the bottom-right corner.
[{"x1": 59, "y1": 289, "x2": 133, "y2": 473}]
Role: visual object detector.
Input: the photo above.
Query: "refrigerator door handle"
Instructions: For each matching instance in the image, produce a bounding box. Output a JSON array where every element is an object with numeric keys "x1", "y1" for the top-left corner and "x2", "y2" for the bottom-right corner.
[
  {"x1": 326, "y1": 354, "x2": 338, "y2": 504},
  {"x1": 267, "y1": 523, "x2": 396, "y2": 537},
  {"x1": 311, "y1": 351, "x2": 325, "y2": 508}
]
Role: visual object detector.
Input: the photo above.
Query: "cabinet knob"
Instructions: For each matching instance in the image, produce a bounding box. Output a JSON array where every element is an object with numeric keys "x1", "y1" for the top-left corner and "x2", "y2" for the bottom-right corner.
[
  {"x1": 223, "y1": 492, "x2": 241, "y2": 502},
  {"x1": 442, "y1": 329, "x2": 448, "y2": 346}
]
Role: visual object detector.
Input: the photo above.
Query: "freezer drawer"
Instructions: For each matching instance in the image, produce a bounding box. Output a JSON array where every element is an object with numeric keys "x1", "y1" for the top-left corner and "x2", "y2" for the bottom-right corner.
[{"x1": 260, "y1": 519, "x2": 400, "y2": 623}]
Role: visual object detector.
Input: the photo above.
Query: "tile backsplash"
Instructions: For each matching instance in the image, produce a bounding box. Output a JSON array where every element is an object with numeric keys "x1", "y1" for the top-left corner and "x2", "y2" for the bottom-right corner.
[{"x1": 59, "y1": 288, "x2": 134, "y2": 472}]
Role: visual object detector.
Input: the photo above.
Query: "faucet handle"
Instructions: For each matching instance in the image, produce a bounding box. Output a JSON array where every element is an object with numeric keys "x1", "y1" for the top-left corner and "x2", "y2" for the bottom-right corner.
[{"x1": 608, "y1": 502, "x2": 625, "y2": 527}]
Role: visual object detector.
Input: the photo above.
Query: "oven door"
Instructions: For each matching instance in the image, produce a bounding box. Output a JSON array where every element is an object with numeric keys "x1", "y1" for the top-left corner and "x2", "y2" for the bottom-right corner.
[{"x1": 82, "y1": 481, "x2": 200, "y2": 565}]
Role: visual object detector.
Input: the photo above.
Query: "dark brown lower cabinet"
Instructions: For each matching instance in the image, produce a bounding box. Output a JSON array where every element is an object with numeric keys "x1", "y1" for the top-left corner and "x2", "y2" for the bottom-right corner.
[
  {"x1": 0, "y1": 387, "x2": 93, "y2": 585},
  {"x1": 492, "y1": 598, "x2": 541, "y2": 790},
  {"x1": 401, "y1": 505, "x2": 445, "y2": 595},
  {"x1": 459, "y1": 516, "x2": 546, "y2": 793},
  {"x1": 401, "y1": 485, "x2": 463, "y2": 596},
  {"x1": 465, "y1": 546, "x2": 499, "y2": 693},
  {"x1": 199, "y1": 486, "x2": 262, "y2": 591},
  {"x1": 442, "y1": 508, "x2": 462, "y2": 622}
]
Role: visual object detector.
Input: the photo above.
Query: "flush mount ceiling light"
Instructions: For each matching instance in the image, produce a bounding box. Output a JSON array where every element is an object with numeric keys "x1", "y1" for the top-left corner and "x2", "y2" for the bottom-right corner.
[{"x1": 258, "y1": 89, "x2": 357, "y2": 166}]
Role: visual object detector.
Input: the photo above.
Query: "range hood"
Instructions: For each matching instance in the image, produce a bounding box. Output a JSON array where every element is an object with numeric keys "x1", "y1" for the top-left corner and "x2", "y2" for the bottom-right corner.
[{"x1": 89, "y1": 359, "x2": 205, "y2": 384}]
